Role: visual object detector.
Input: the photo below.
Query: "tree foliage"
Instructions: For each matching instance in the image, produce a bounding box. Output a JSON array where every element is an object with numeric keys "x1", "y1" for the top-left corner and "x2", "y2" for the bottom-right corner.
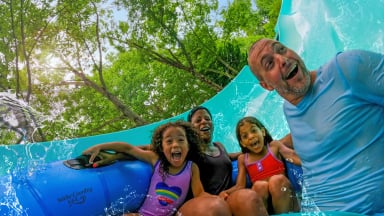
[{"x1": 0, "y1": 0, "x2": 281, "y2": 145}]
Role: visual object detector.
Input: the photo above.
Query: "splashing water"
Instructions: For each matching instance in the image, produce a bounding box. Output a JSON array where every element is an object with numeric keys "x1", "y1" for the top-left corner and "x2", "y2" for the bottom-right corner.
[
  {"x1": 104, "y1": 186, "x2": 146, "y2": 216},
  {"x1": 0, "y1": 93, "x2": 46, "y2": 144}
]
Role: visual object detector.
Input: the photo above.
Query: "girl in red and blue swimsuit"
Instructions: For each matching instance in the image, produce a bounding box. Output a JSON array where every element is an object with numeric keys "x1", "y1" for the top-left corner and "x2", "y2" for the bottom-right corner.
[{"x1": 219, "y1": 116, "x2": 300, "y2": 214}]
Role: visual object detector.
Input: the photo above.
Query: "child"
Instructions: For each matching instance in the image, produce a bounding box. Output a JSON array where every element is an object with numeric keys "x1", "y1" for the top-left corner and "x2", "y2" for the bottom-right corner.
[
  {"x1": 219, "y1": 116, "x2": 299, "y2": 214},
  {"x1": 83, "y1": 121, "x2": 208, "y2": 216}
]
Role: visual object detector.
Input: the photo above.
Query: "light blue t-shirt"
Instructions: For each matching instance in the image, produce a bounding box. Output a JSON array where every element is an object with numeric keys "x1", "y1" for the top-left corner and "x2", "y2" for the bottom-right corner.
[{"x1": 284, "y1": 50, "x2": 384, "y2": 215}]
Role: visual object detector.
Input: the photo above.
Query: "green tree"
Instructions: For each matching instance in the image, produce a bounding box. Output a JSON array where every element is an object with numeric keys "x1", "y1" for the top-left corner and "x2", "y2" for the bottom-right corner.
[
  {"x1": 0, "y1": 0, "x2": 282, "y2": 144},
  {"x1": 255, "y1": 0, "x2": 282, "y2": 37}
]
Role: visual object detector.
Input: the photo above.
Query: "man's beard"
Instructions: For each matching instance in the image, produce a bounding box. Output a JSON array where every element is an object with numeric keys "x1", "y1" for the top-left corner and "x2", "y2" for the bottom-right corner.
[{"x1": 276, "y1": 72, "x2": 311, "y2": 97}]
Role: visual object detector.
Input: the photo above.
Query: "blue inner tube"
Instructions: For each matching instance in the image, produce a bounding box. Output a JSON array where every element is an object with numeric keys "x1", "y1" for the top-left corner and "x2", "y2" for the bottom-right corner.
[{"x1": 0, "y1": 159, "x2": 302, "y2": 216}]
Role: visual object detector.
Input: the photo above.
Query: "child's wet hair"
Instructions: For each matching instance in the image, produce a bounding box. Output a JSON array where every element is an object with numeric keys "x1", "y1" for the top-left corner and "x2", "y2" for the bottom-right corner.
[
  {"x1": 151, "y1": 120, "x2": 203, "y2": 177},
  {"x1": 235, "y1": 116, "x2": 273, "y2": 153}
]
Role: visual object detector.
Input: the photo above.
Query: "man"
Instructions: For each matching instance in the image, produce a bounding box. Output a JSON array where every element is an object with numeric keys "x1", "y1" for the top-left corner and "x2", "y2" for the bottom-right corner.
[{"x1": 248, "y1": 38, "x2": 384, "y2": 215}]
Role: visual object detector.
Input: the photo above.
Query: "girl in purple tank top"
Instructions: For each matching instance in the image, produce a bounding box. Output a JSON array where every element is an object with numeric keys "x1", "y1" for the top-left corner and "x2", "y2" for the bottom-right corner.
[{"x1": 83, "y1": 121, "x2": 208, "y2": 216}]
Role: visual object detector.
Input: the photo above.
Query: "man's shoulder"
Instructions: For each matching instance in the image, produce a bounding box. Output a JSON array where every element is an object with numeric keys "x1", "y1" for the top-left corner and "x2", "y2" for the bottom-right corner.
[
  {"x1": 319, "y1": 50, "x2": 365, "y2": 78},
  {"x1": 335, "y1": 49, "x2": 381, "y2": 63}
]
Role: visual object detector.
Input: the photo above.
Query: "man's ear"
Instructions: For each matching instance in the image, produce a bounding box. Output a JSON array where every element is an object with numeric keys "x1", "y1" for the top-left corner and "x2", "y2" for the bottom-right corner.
[{"x1": 259, "y1": 81, "x2": 274, "y2": 91}]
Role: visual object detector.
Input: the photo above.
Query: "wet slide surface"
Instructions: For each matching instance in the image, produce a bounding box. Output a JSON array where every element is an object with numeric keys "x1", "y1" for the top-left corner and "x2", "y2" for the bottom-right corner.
[{"x1": 1, "y1": 0, "x2": 383, "y2": 215}]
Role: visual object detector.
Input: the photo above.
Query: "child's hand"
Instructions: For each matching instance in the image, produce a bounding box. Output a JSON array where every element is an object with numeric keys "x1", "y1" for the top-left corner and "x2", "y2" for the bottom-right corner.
[
  {"x1": 91, "y1": 151, "x2": 119, "y2": 168},
  {"x1": 82, "y1": 146, "x2": 101, "y2": 165},
  {"x1": 218, "y1": 191, "x2": 229, "y2": 200}
]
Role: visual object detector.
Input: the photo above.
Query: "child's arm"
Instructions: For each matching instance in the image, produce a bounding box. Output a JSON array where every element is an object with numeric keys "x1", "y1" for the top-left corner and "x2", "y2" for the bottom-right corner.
[
  {"x1": 86, "y1": 145, "x2": 152, "y2": 167},
  {"x1": 190, "y1": 162, "x2": 209, "y2": 197},
  {"x1": 279, "y1": 133, "x2": 294, "y2": 149},
  {"x1": 219, "y1": 154, "x2": 247, "y2": 199},
  {"x1": 82, "y1": 142, "x2": 158, "y2": 166},
  {"x1": 271, "y1": 140, "x2": 301, "y2": 166}
]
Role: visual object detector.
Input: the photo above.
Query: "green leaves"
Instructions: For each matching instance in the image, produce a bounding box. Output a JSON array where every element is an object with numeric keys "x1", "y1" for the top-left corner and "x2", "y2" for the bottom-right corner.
[{"x1": 0, "y1": 0, "x2": 281, "y2": 144}]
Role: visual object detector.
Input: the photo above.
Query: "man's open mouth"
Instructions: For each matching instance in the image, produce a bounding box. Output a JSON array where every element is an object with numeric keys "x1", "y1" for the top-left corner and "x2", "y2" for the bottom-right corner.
[{"x1": 285, "y1": 64, "x2": 298, "y2": 80}]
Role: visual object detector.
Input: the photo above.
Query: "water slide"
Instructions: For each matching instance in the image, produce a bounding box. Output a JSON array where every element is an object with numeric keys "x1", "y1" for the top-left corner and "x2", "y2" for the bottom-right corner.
[{"x1": 1, "y1": 0, "x2": 383, "y2": 215}]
